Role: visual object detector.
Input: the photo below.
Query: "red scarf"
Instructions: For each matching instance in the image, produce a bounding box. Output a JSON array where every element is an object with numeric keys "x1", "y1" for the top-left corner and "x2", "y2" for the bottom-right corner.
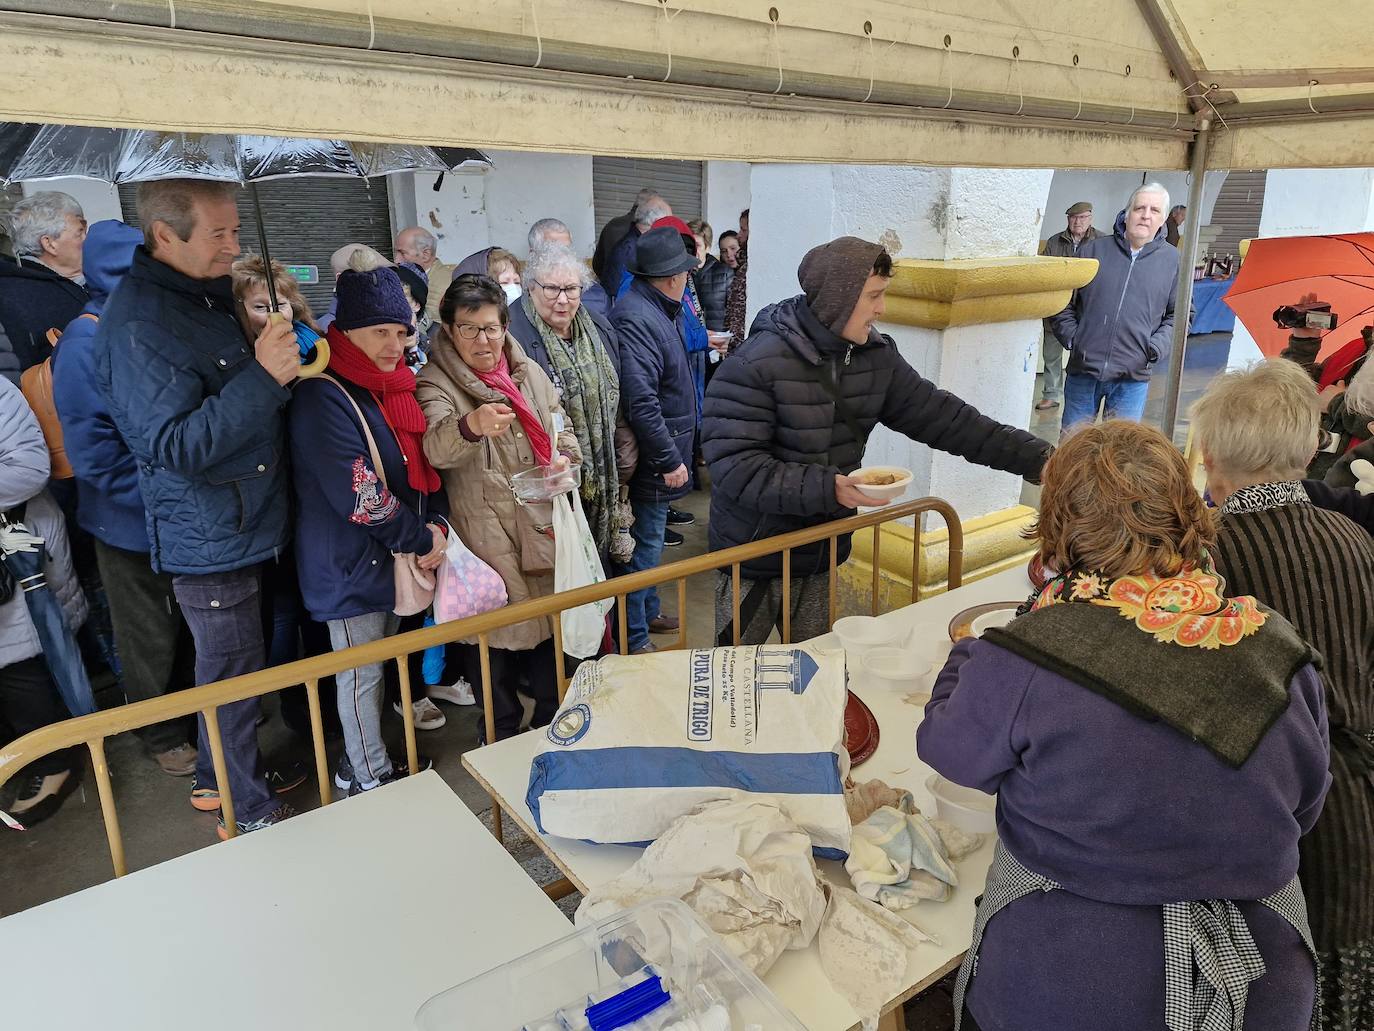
[
  {"x1": 472, "y1": 350, "x2": 553, "y2": 466},
  {"x1": 325, "y1": 326, "x2": 440, "y2": 493}
]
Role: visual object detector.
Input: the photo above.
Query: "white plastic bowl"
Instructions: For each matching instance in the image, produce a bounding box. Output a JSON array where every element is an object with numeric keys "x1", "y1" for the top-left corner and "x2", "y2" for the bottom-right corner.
[
  {"x1": 925, "y1": 774, "x2": 996, "y2": 835},
  {"x1": 861, "y1": 647, "x2": 923, "y2": 690},
  {"x1": 850, "y1": 466, "x2": 914, "y2": 502},
  {"x1": 833, "y1": 616, "x2": 909, "y2": 657}
]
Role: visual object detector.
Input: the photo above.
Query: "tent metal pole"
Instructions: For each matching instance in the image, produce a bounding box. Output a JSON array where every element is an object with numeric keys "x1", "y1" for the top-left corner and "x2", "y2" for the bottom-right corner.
[{"x1": 1161, "y1": 117, "x2": 1212, "y2": 444}]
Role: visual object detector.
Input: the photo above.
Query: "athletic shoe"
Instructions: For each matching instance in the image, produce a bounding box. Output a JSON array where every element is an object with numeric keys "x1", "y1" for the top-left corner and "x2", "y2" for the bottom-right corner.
[
  {"x1": 427, "y1": 678, "x2": 476, "y2": 706},
  {"x1": 663, "y1": 529, "x2": 684, "y2": 547},
  {"x1": 393, "y1": 697, "x2": 446, "y2": 730},
  {"x1": 666, "y1": 507, "x2": 695, "y2": 526},
  {"x1": 8, "y1": 767, "x2": 81, "y2": 827},
  {"x1": 334, "y1": 750, "x2": 434, "y2": 791},
  {"x1": 154, "y1": 743, "x2": 198, "y2": 778},
  {"x1": 216, "y1": 803, "x2": 295, "y2": 840},
  {"x1": 189, "y1": 760, "x2": 309, "y2": 812},
  {"x1": 648, "y1": 615, "x2": 680, "y2": 633}
]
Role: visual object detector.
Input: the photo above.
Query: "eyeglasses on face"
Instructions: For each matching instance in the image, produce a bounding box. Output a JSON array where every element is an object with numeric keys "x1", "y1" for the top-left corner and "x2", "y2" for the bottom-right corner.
[
  {"x1": 454, "y1": 323, "x2": 506, "y2": 341},
  {"x1": 534, "y1": 281, "x2": 583, "y2": 300}
]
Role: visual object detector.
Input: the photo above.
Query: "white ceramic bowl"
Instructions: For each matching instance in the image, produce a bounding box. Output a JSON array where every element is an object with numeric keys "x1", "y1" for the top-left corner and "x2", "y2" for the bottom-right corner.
[
  {"x1": 850, "y1": 466, "x2": 914, "y2": 502},
  {"x1": 925, "y1": 774, "x2": 996, "y2": 835},
  {"x1": 861, "y1": 647, "x2": 924, "y2": 690},
  {"x1": 833, "y1": 616, "x2": 909, "y2": 656}
]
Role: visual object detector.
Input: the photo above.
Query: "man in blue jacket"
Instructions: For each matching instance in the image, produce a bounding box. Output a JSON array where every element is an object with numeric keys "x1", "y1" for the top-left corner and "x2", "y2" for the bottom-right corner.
[
  {"x1": 610, "y1": 226, "x2": 699, "y2": 653},
  {"x1": 93, "y1": 179, "x2": 303, "y2": 837},
  {"x1": 52, "y1": 219, "x2": 198, "y2": 778},
  {"x1": 1049, "y1": 183, "x2": 1179, "y2": 429}
]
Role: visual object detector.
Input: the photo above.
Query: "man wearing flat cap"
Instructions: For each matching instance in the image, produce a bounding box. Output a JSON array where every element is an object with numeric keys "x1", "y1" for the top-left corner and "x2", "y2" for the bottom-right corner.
[
  {"x1": 701, "y1": 236, "x2": 1052, "y2": 646},
  {"x1": 1035, "y1": 202, "x2": 1100, "y2": 411}
]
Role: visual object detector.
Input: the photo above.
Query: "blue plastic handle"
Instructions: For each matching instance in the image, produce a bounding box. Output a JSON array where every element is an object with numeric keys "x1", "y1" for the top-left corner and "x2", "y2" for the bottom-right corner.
[{"x1": 585, "y1": 972, "x2": 672, "y2": 1031}]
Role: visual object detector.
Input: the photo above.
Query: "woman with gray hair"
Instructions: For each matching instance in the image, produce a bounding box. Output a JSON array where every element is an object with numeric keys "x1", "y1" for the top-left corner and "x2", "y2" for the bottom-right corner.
[
  {"x1": 1194, "y1": 357, "x2": 1374, "y2": 1030},
  {"x1": 0, "y1": 190, "x2": 88, "y2": 375},
  {"x1": 508, "y1": 244, "x2": 630, "y2": 561}
]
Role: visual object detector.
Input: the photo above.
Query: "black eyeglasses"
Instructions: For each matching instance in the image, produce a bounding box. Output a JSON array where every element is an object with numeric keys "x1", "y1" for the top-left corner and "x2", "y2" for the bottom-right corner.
[{"x1": 534, "y1": 281, "x2": 583, "y2": 301}]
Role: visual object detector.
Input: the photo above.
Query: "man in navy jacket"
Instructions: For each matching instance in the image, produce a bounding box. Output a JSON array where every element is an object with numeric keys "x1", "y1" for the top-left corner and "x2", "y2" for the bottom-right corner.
[
  {"x1": 1049, "y1": 183, "x2": 1179, "y2": 429},
  {"x1": 610, "y1": 226, "x2": 699, "y2": 653},
  {"x1": 52, "y1": 219, "x2": 198, "y2": 777},
  {"x1": 93, "y1": 179, "x2": 303, "y2": 837}
]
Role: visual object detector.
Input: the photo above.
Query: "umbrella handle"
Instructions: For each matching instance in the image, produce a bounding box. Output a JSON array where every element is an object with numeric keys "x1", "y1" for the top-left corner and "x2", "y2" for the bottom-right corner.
[{"x1": 298, "y1": 335, "x2": 330, "y2": 378}]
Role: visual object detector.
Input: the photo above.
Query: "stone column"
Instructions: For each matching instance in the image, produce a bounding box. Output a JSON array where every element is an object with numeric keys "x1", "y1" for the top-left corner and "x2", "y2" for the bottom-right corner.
[{"x1": 747, "y1": 165, "x2": 1094, "y2": 594}]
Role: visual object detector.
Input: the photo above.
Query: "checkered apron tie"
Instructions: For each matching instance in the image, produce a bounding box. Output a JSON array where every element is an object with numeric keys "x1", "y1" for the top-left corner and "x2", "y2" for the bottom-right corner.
[{"x1": 952, "y1": 843, "x2": 1320, "y2": 1031}]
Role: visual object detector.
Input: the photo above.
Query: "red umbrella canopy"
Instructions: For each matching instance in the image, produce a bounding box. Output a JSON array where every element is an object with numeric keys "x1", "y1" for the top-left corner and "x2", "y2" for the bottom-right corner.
[{"x1": 1224, "y1": 233, "x2": 1374, "y2": 363}]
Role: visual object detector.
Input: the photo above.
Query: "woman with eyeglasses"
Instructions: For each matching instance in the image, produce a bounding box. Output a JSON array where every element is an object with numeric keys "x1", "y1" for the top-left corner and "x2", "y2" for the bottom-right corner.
[
  {"x1": 418, "y1": 274, "x2": 582, "y2": 741},
  {"x1": 508, "y1": 245, "x2": 632, "y2": 563}
]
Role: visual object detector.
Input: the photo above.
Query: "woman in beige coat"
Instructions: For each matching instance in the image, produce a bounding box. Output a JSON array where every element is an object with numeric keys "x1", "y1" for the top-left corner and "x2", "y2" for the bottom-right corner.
[{"x1": 418, "y1": 274, "x2": 581, "y2": 741}]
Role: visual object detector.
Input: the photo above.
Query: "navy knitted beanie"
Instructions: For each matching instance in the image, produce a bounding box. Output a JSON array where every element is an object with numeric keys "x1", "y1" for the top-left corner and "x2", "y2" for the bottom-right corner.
[{"x1": 334, "y1": 267, "x2": 414, "y2": 331}]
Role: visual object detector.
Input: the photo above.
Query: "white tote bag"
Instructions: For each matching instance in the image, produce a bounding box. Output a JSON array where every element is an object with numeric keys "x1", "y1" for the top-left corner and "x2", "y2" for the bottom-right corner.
[{"x1": 553, "y1": 490, "x2": 612, "y2": 658}]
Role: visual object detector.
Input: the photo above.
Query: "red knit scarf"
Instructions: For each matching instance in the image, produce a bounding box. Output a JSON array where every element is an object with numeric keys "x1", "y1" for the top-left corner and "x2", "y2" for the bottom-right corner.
[
  {"x1": 325, "y1": 326, "x2": 440, "y2": 493},
  {"x1": 472, "y1": 351, "x2": 554, "y2": 466}
]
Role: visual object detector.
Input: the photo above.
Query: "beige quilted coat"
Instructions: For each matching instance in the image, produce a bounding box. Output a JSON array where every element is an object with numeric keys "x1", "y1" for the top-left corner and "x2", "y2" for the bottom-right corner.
[{"x1": 418, "y1": 329, "x2": 581, "y2": 651}]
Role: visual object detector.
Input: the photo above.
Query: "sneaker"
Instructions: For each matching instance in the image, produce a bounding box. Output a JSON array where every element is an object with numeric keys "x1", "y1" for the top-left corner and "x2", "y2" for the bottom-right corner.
[
  {"x1": 666, "y1": 507, "x2": 695, "y2": 526},
  {"x1": 346, "y1": 765, "x2": 408, "y2": 796},
  {"x1": 663, "y1": 529, "x2": 684, "y2": 548},
  {"x1": 216, "y1": 802, "x2": 295, "y2": 840},
  {"x1": 333, "y1": 750, "x2": 434, "y2": 791},
  {"x1": 630, "y1": 642, "x2": 658, "y2": 655},
  {"x1": 394, "y1": 696, "x2": 446, "y2": 730},
  {"x1": 154, "y1": 743, "x2": 198, "y2": 778},
  {"x1": 648, "y1": 615, "x2": 680, "y2": 633},
  {"x1": 427, "y1": 678, "x2": 476, "y2": 706},
  {"x1": 8, "y1": 767, "x2": 81, "y2": 827},
  {"x1": 1035, "y1": 398, "x2": 1060, "y2": 411},
  {"x1": 190, "y1": 760, "x2": 309, "y2": 812}
]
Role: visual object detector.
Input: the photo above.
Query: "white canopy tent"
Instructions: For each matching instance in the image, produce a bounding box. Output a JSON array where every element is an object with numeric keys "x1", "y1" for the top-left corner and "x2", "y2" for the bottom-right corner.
[{"x1": 2, "y1": 0, "x2": 1371, "y2": 433}]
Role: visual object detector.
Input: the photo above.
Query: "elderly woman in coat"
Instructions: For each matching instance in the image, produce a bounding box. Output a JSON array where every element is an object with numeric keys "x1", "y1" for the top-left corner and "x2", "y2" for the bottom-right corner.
[
  {"x1": 919, "y1": 419, "x2": 1330, "y2": 1031},
  {"x1": 507, "y1": 244, "x2": 629, "y2": 562},
  {"x1": 0, "y1": 375, "x2": 87, "y2": 826},
  {"x1": 1192, "y1": 358, "x2": 1374, "y2": 1031},
  {"x1": 418, "y1": 274, "x2": 580, "y2": 741}
]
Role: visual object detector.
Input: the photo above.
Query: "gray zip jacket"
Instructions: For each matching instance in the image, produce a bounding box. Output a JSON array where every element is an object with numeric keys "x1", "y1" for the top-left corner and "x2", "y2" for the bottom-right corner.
[{"x1": 1049, "y1": 210, "x2": 1179, "y2": 383}]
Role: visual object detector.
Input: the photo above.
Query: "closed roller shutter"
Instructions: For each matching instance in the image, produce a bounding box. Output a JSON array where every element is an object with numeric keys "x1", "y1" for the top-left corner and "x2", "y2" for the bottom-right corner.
[
  {"x1": 593, "y1": 157, "x2": 703, "y2": 234},
  {"x1": 1205, "y1": 170, "x2": 1266, "y2": 261},
  {"x1": 118, "y1": 177, "x2": 393, "y2": 314}
]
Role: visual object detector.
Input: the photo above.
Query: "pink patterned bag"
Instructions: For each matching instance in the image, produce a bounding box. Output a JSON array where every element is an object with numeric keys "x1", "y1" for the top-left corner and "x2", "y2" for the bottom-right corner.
[{"x1": 433, "y1": 530, "x2": 508, "y2": 623}]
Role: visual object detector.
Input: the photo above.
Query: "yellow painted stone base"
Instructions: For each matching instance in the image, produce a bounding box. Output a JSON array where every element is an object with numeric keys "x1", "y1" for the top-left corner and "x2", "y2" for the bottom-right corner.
[{"x1": 841, "y1": 504, "x2": 1038, "y2": 609}]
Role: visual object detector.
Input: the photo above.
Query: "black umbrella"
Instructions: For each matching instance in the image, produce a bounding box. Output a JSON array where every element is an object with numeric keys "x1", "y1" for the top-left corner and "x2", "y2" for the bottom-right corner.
[{"x1": 0, "y1": 123, "x2": 491, "y2": 373}]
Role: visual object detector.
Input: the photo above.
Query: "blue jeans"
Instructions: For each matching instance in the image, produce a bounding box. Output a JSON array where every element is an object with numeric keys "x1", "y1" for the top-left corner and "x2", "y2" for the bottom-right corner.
[
  {"x1": 1062, "y1": 373, "x2": 1150, "y2": 430},
  {"x1": 614, "y1": 499, "x2": 669, "y2": 652},
  {"x1": 171, "y1": 567, "x2": 278, "y2": 823}
]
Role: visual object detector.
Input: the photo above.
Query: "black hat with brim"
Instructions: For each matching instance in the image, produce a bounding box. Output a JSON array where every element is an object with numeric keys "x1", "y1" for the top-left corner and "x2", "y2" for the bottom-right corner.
[{"x1": 626, "y1": 226, "x2": 700, "y2": 278}]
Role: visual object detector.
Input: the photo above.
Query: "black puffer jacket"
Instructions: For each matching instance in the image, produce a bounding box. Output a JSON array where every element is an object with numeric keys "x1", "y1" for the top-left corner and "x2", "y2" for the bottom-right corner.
[
  {"x1": 693, "y1": 256, "x2": 734, "y2": 332},
  {"x1": 0, "y1": 255, "x2": 88, "y2": 373},
  {"x1": 703, "y1": 296, "x2": 1052, "y2": 578}
]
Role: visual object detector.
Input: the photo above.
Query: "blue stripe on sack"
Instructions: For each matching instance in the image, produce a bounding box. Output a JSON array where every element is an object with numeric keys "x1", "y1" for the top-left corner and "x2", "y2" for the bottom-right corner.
[{"x1": 529, "y1": 746, "x2": 844, "y2": 799}]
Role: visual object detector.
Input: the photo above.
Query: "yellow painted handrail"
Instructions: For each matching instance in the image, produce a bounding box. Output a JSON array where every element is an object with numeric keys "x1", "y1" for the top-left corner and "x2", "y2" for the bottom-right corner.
[{"x1": 0, "y1": 496, "x2": 962, "y2": 883}]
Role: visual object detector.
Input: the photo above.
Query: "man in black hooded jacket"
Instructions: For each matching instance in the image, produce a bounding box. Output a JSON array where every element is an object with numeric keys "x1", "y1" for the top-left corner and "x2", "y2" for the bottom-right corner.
[{"x1": 702, "y1": 236, "x2": 1052, "y2": 644}]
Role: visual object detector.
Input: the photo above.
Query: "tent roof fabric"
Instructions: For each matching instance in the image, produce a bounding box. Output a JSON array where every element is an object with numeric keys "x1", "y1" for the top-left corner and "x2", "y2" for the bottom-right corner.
[{"x1": 0, "y1": 0, "x2": 1370, "y2": 170}]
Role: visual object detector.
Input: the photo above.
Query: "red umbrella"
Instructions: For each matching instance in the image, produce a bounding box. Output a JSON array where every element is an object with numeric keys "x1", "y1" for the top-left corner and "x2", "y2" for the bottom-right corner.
[{"x1": 1224, "y1": 233, "x2": 1374, "y2": 372}]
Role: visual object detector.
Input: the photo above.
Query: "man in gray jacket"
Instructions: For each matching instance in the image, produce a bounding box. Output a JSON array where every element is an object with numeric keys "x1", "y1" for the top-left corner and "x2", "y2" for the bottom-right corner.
[
  {"x1": 1050, "y1": 183, "x2": 1178, "y2": 429},
  {"x1": 1036, "y1": 201, "x2": 1100, "y2": 411}
]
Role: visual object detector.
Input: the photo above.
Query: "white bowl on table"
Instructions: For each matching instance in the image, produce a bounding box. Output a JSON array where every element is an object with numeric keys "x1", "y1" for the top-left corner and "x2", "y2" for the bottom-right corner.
[
  {"x1": 925, "y1": 774, "x2": 997, "y2": 834},
  {"x1": 833, "y1": 615, "x2": 909, "y2": 658},
  {"x1": 850, "y1": 466, "x2": 914, "y2": 502}
]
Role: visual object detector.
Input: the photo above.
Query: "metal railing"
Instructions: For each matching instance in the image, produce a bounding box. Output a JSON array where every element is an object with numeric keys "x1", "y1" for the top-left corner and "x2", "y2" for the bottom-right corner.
[{"x1": 0, "y1": 497, "x2": 961, "y2": 882}]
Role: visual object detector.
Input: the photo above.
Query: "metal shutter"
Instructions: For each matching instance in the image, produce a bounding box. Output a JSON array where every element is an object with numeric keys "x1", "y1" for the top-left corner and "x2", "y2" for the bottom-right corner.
[
  {"x1": 1205, "y1": 171, "x2": 1267, "y2": 260},
  {"x1": 593, "y1": 157, "x2": 703, "y2": 234},
  {"x1": 117, "y1": 177, "x2": 393, "y2": 314}
]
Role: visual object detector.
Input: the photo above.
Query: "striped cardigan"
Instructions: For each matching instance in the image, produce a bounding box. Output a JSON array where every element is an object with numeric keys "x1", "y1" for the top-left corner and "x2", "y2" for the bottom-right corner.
[{"x1": 1211, "y1": 482, "x2": 1374, "y2": 955}]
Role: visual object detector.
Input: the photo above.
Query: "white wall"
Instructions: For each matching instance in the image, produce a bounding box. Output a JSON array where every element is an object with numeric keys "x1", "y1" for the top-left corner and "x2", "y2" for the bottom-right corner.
[
  {"x1": 408, "y1": 171, "x2": 488, "y2": 264},
  {"x1": 704, "y1": 161, "x2": 750, "y2": 253},
  {"x1": 1228, "y1": 168, "x2": 1374, "y2": 367},
  {"x1": 483, "y1": 149, "x2": 595, "y2": 258},
  {"x1": 21, "y1": 178, "x2": 122, "y2": 225},
  {"x1": 1042, "y1": 169, "x2": 1225, "y2": 239}
]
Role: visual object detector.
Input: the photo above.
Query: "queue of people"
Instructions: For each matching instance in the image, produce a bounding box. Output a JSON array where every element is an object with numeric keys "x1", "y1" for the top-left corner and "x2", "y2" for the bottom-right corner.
[{"x1": 3, "y1": 177, "x2": 1371, "y2": 1031}]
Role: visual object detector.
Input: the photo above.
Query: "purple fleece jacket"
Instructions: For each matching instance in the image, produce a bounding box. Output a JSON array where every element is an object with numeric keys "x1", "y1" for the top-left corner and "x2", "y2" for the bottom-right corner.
[{"x1": 918, "y1": 637, "x2": 1332, "y2": 1031}]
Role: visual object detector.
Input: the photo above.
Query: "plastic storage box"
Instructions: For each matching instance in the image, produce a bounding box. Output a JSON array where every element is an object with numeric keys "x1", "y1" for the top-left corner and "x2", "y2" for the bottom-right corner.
[{"x1": 415, "y1": 898, "x2": 807, "y2": 1030}]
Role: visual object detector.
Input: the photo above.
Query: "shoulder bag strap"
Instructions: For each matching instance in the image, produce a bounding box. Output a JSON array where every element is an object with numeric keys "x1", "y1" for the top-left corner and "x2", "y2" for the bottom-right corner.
[
  {"x1": 810, "y1": 358, "x2": 864, "y2": 461},
  {"x1": 317, "y1": 372, "x2": 388, "y2": 491}
]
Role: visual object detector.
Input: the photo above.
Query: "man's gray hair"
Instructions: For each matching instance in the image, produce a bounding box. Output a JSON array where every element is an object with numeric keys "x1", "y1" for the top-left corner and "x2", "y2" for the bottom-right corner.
[
  {"x1": 1190, "y1": 359, "x2": 1321, "y2": 482},
  {"x1": 523, "y1": 244, "x2": 591, "y2": 291},
  {"x1": 9, "y1": 191, "x2": 84, "y2": 257},
  {"x1": 397, "y1": 226, "x2": 437, "y2": 259},
  {"x1": 135, "y1": 179, "x2": 238, "y2": 250},
  {"x1": 634, "y1": 200, "x2": 671, "y2": 230},
  {"x1": 1127, "y1": 181, "x2": 1171, "y2": 212},
  {"x1": 528, "y1": 217, "x2": 571, "y2": 252}
]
